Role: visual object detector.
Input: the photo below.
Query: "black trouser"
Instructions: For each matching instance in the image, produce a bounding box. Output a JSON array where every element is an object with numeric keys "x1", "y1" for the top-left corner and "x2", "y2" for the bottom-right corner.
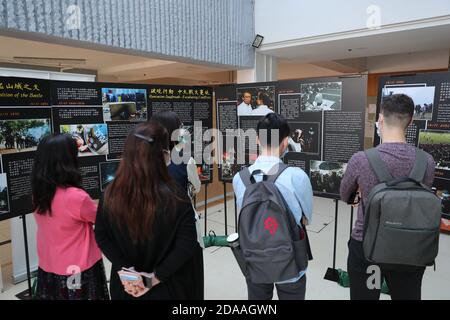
[
  {"x1": 246, "y1": 275, "x2": 306, "y2": 300},
  {"x1": 347, "y1": 238, "x2": 425, "y2": 300}
]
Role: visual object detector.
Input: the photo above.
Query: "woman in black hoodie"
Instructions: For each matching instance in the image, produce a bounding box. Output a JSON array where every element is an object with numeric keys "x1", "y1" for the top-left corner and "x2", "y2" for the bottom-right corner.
[{"x1": 95, "y1": 121, "x2": 203, "y2": 300}]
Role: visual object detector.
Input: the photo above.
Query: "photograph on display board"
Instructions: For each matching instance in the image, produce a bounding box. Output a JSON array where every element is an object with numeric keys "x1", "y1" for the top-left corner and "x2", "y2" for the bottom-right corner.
[
  {"x1": 60, "y1": 124, "x2": 108, "y2": 157},
  {"x1": 236, "y1": 86, "x2": 275, "y2": 116},
  {"x1": 221, "y1": 145, "x2": 241, "y2": 181},
  {"x1": 418, "y1": 130, "x2": 450, "y2": 171},
  {"x1": 310, "y1": 160, "x2": 347, "y2": 196},
  {"x1": 300, "y1": 82, "x2": 342, "y2": 112},
  {"x1": 99, "y1": 161, "x2": 120, "y2": 191},
  {"x1": 197, "y1": 163, "x2": 211, "y2": 183},
  {"x1": 287, "y1": 122, "x2": 320, "y2": 155},
  {"x1": 0, "y1": 173, "x2": 9, "y2": 214},
  {"x1": 102, "y1": 88, "x2": 147, "y2": 121},
  {"x1": 0, "y1": 119, "x2": 51, "y2": 154},
  {"x1": 382, "y1": 85, "x2": 435, "y2": 120}
]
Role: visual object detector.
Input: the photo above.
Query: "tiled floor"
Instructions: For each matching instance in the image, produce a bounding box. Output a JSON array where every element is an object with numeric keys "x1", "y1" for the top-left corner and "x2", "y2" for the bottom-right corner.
[{"x1": 1, "y1": 196, "x2": 450, "y2": 300}]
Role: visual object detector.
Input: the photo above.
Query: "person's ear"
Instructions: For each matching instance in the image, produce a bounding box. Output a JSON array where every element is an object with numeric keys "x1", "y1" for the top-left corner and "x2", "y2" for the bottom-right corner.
[
  {"x1": 280, "y1": 137, "x2": 289, "y2": 153},
  {"x1": 257, "y1": 136, "x2": 261, "y2": 147},
  {"x1": 408, "y1": 117, "x2": 413, "y2": 127}
]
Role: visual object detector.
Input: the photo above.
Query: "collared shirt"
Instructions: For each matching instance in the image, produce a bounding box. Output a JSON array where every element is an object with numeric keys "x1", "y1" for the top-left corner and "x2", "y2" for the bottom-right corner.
[
  {"x1": 233, "y1": 155, "x2": 313, "y2": 283},
  {"x1": 251, "y1": 105, "x2": 273, "y2": 116},
  {"x1": 237, "y1": 101, "x2": 253, "y2": 116}
]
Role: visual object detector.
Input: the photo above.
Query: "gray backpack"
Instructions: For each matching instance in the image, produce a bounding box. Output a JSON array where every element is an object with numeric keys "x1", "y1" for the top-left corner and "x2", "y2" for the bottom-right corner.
[
  {"x1": 238, "y1": 164, "x2": 311, "y2": 284},
  {"x1": 363, "y1": 148, "x2": 441, "y2": 267}
]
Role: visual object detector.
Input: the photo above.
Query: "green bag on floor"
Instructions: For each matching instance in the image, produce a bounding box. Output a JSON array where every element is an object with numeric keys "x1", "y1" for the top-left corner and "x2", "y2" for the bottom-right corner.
[
  {"x1": 337, "y1": 269, "x2": 390, "y2": 295},
  {"x1": 202, "y1": 230, "x2": 229, "y2": 248}
]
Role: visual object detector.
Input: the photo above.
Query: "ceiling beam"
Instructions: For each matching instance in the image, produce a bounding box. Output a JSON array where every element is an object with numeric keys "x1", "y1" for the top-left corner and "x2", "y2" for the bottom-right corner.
[{"x1": 311, "y1": 58, "x2": 367, "y2": 73}]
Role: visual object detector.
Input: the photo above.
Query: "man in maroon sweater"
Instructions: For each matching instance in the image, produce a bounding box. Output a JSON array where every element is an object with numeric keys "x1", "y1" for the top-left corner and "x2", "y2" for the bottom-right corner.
[{"x1": 340, "y1": 94, "x2": 435, "y2": 300}]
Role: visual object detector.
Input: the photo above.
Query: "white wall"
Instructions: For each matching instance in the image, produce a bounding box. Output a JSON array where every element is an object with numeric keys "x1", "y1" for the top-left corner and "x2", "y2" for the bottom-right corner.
[
  {"x1": 367, "y1": 49, "x2": 450, "y2": 73},
  {"x1": 256, "y1": 0, "x2": 450, "y2": 44}
]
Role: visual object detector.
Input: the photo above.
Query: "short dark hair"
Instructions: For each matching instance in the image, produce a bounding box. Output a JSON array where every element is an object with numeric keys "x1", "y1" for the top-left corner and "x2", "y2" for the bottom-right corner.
[
  {"x1": 258, "y1": 92, "x2": 271, "y2": 106},
  {"x1": 380, "y1": 94, "x2": 414, "y2": 128},
  {"x1": 257, "y1": 113, "x2": 290, "y2": 148}
]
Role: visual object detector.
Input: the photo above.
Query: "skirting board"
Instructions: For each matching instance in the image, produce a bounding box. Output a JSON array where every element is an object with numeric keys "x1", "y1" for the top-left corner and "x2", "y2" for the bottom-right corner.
[{"x1": 195, "y1": 192, "x2": 235, "y2": 208}]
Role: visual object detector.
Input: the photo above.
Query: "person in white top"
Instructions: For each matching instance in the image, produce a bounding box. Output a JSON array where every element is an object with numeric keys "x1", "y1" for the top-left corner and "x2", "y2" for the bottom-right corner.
[
  {"x1": 237, "y1": 91, "x2": 254, "y2": 116},
  {"x1": 252, "y1": 92, "x2": 274, "y2": 116},
  {"x1": 175, "y1": 136, "x2": 201, "y2": 195},
  {"x1": 151, "y1": 111, "x2": 203, "y2": 246},
  {"x1": 314, "y1": 91, "x2": 323, "y2": 107},
  {"x1": 288, "y1": 129, "x2": 303, "y2": 152}
]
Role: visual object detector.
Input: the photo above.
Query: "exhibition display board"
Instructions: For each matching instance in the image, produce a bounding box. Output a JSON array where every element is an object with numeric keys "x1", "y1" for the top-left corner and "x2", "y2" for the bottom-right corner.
[
  {"x1": 216, "y1": 75, "x2": 368, "y2": 200},
  {"x1": 148, "y1": 85, "x2": 214, "y2": 184},
  {"x1": 375, "y1": 71, "x2": 450, "y2": 217},
  {"x1": 0, "y1": 77, "x2": 214, "y2": 222},
  {"x1": 0, "y1": 77, "x2": 51, "y2": 220}
]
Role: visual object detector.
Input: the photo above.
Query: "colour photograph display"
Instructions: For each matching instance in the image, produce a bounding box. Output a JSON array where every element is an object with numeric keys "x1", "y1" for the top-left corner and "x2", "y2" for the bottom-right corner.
[
  {"x1": 99, "y1": 161, "x2": 120, "y2": 191},
  {"x1": 418, "y1": 130, "x2": 450, "y2": 170},
  {"x1": 61, "y1": 124, "x2": 108, "y2": 157},
  {"x1": 236, "y1": 86, "x2": 275, "y2": 116},
  {"x1": 102, "y1": 88, "x2": 147, "y2": 121},
  {"x1": 0, "y1": 173, "x2": 9, "y2": 214},
  {"x1": 382, "y1": 85, "x2": 435, "y2": 120},
  {"x1": 0, "y1": 119, "x2": 51, "y2": 154}
]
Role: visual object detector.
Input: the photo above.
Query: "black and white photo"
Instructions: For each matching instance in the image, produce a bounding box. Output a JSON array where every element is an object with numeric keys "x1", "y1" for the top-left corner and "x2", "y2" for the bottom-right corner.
[
  {"x1": 300, "y1": 82, "x2": 342, "y2": 112},
  {"x1": 288, "y1": 122, "x2": 320, "y2": 154},
  {"x1": 310, "y1": 160, "x2": 347, "y2": 195}
]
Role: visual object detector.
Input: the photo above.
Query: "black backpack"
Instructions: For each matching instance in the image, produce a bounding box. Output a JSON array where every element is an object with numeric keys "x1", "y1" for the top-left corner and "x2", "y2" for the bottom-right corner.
[
  {"x1": 238, "y1": 163, "x2": 312, "y2": 284},
  {"x1": 363, "y1": 148, "x2": 441, "y2": 266}
]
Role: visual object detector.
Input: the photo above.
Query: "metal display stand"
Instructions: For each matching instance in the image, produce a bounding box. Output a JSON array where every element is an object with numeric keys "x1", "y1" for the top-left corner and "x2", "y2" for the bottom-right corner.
[
  {"x1": 204, "y1": 184, "x2": 208, "y2": 237},
  {"x1": 223, "y1": 182, "x2": 228, "y2": 236},
  {"x1": 234, "y1": 194, "x2": 238, "y2": 233},
  {"x1": 324, "y1": 199, "x2": 341, "y2": 282}
]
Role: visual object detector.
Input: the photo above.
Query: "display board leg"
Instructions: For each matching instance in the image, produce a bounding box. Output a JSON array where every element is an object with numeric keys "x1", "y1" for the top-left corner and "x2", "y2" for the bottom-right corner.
[
  {"x1": 324, "y1": 199, "x2": 340, "y2": 282},
  {"x1": 223, "y1": 182, "x2": 228, "y2": 236},
  {"x1": 234, "y1": 194, "x2": 238, "y2": 233},
  {"x1": 204, "y1": 184, "x2": 208, "y2": 237},
  {"x1": 350, "y1": 206, "x2": 354, "y2": 240},
  {"x1": 21, "y1": 214, "x2": 33, "y2": 298}
]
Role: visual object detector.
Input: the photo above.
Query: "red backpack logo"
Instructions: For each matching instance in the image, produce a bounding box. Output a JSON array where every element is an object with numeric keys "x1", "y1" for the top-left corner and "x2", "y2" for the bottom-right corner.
[{"x1": 264, "y1": 216, "x2": 279, "y2": 236}]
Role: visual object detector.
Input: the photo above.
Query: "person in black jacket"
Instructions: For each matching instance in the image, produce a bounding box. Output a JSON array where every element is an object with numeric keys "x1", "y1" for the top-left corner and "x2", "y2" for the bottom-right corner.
[
  {"x1": 95, "y1": 121, "x2": 204, "y2": 300},
  {"x1": 151, "y1": 111, "x2": 204, "y2": 298}
]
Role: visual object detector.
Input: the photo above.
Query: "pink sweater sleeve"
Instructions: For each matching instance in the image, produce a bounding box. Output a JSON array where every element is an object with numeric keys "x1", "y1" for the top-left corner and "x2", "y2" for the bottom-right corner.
[{"x1": 68, "y1": 188, "x2": 98, "y2": 223}]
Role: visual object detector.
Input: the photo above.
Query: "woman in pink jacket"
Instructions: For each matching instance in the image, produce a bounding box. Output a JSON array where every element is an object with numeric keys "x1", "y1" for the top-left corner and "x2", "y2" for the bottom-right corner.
[{"x1": 31, "y1": 134, "x2": 109, "y2": 300}]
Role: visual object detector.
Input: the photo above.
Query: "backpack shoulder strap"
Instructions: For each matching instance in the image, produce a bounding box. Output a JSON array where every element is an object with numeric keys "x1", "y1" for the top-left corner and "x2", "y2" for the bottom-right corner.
[
  {"x1": 266, "y1": 163, "x2": 289, "y2": 184},
  {"x1": 239, "y1": 167, "x2": 253, "y2": 188},
  {"x1": 409, "y1": 148, "x2": 428, "y2": 183},
  {"x1": 365, "y1": 148, "x2": 394, "y2": 183}
]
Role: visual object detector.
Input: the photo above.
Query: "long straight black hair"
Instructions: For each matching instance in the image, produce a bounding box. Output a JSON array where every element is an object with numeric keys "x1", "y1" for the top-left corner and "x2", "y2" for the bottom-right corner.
[
  {"x1": 104, "y1": 121, "x2": 184, "y2": 244},
  {"x1": 31, "y1": 134, "x2": 83, "y2": 215}
]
